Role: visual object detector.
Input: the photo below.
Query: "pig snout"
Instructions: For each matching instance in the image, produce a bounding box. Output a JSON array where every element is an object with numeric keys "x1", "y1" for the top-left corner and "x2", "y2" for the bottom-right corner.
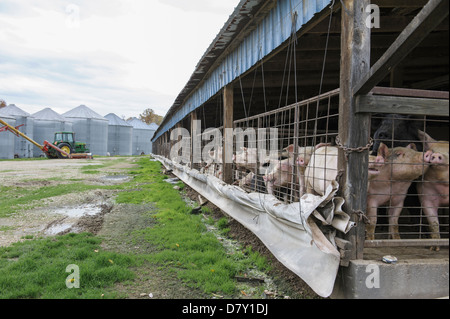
[
  {"x1": 296, "y1": 156, "x2": 305, "y2": 166},
  {"x1": 430, "y1": 151, "x2": 446, "y2": 165},
  {"x1": 423, "y1": 150, "x2": 433, "y2": 163}
]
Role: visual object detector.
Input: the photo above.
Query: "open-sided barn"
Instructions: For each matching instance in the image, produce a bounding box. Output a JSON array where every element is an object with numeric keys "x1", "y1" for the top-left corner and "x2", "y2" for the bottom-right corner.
[{"x1": 151, "y1": 0, "x2": 449, "y2": 298}]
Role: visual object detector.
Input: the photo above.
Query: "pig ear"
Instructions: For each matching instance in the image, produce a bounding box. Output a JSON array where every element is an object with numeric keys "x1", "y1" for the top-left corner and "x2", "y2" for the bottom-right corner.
[
  {"x1": 417, "y1": 130, "x2": 436, "y2": 150},
  {"x1": 406, "y1": 143, "x2": 417, "y2": 151},
  {"x1": 284, "y1": 144, "x2": 295, "y2": 153},
  {"x1": 378, "y1": 143, "x2": 389, "y2": 158}
]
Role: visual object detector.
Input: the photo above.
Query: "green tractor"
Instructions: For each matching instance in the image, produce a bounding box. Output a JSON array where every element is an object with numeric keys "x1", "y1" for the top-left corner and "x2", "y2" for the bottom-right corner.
[{"x1": 47, "y1": 132, "x2": 90, "y2": 159}]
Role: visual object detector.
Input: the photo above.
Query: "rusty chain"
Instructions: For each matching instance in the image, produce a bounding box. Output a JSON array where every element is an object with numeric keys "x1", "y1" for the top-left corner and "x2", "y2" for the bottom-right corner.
[{"x1": 335, "y1": 136, "x2": 373, "y2": 155}]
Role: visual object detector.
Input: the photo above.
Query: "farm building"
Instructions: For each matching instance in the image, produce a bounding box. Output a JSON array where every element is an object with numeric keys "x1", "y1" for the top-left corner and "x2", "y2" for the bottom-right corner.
[
  {"x1": 0, "y1": 104, "x2": 34, "y2": 158},
  {"x1": 62, "y1": 105, "x2": 109, "y2": 156},
  {"x1": 31, "y1": 108, "x2": 73, "y2": 157},
  {"x1": 127, "y1": 117, "x2": 157, "y2": 155},
  {"x1": 104, "y1": 113, "x2": 133, "y2": 156},
  {"x1": 0, "y1": 115, "x2": 16, "y2": 159},
  {"x1": 151, "y1": 0, "x2": 449, "y2": 298}
]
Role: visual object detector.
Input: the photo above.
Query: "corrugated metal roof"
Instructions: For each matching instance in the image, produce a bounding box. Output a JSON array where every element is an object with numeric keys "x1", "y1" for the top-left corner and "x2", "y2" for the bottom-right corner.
[
  {"x1": 105, "y1": 113, "x2": 132, "y2": 127},
  {"x1": 148, "y1": 123, "x2": 159, "y2": 130},
  {"x1": 127, "y1": 117, "x2": 154, "y2": 130},
  {"x1": 62, "y1": 105, "x2": 107, "y2": 121},
  {"x1": 32, "y1": 108, "x2": 68, "y2": 122},
  {"x1": 0, "y1": 104, "x2": 32, "y2": 117},
  {"x1": 152, "y1": 0, "x2": 331, "y2": 142}
]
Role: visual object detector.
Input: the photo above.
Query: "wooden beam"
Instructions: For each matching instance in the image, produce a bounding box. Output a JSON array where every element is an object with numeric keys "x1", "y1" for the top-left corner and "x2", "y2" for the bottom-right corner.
[
  {"x1": 222, "y1": 83, "x2": 234, "y2": 184},
  {"x1": 365, "y1": 238, "x2": 449, "y2": 248},
  {"x1": 353, "y1": 0, "x2": 449, "y2": 96},
  {"x1": 410, "y1": 74, "x2": 449, "y2": 89},
  {"x1": 374, "y1": 0, "x2": 428, "y2": 8},
  {"x1": 338, "y1": 0, "x2": 371, "y2": 261},
  {"x1": 370, "y1": 86, "x2": 449, "y2": 99},
  {"x1": 356, "y1": 94, "x2": 449, "y2": 116}
]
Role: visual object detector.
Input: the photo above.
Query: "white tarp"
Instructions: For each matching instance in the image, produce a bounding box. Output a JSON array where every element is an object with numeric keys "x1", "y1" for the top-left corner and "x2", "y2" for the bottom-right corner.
[{"x1": 153, "y1": 155, "x2": 355, "y2": 297}]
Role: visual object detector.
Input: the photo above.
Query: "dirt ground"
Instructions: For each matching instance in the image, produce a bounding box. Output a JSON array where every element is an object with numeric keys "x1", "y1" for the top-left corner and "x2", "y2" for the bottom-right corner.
[{"x1": 0, "y1": 156, "x2": 320, "y2": 299}]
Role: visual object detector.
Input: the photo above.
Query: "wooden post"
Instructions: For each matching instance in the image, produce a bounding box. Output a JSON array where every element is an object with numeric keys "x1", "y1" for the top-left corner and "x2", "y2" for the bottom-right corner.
[
  {"x1": 191, "y1": 111, "x2": 200, "y2": 167},
  {"x1": 223, "y1": 83, "x2": 234, "y2": 184},
  {"x1": 338, "y1": 0, "x2": 371, "y2": 260}
]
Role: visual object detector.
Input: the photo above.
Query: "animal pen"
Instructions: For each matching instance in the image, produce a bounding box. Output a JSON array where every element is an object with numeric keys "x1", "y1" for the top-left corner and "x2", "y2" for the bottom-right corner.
[{"x1": 152, "y1": 0, "x2": 449, "y2": 298}]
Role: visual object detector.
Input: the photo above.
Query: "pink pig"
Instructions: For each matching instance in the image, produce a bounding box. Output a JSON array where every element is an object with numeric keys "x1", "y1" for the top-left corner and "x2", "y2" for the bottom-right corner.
[{"x1": 366, "y1": 142, "x2": 433, "y2": 240}]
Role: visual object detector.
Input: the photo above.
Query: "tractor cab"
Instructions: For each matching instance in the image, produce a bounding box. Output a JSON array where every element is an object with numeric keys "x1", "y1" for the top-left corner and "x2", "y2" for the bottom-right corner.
[{"x1": 48, "y1": 131, "x2": 90, "y2": 158}]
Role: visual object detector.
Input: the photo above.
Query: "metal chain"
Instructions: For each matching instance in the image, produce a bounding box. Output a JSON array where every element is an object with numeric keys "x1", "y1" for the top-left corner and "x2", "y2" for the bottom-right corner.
[
  {"x1": 335, "y1": 136, "x2": 373, "y2": 154},
  {"x1": 353, "y1": 210, "x2": 370, "y2": 224}
]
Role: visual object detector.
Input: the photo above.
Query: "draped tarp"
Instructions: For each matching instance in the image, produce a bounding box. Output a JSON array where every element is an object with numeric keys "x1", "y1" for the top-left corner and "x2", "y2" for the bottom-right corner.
[{"x1": 153, "y1": 155, "x2": 355, "y2": 297}]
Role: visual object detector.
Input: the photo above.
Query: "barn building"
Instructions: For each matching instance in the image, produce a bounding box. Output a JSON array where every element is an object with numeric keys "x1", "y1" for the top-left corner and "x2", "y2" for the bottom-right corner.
[{"x1": 151, "y1": 0, "x2": 449, "y2": 298}]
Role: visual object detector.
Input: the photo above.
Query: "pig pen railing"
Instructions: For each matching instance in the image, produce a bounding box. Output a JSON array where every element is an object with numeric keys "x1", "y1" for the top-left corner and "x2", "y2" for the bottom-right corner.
[
  {"x1": 230, "y1": 87, "x2": 448, "y2": 250},
  {"x1": 153, "y1": 87, "x2": 449, "y2": 251}
]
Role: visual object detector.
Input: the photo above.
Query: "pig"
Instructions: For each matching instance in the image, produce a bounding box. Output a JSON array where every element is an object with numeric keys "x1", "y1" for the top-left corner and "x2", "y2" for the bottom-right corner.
[
  {"x1": 416, "y1": 131, "x2": 449, "y2": 250},
  {"x1": 233, "y1": 147, "x2": 278, "y2": 173},
  {"x1": 263, "y1": 156, "x2": 296, "y2": 200},
  {"x1": 264, "y1": 143, "x2": 328, "y2": 200},
  {"x1": 366, "y1": 142, "x2": 433, "y2": 240},
  {"x1": 371, "y1": 114, "x2": 423, "y2": 154},
  {"x1": 304, "y1": 146, "x2": 339, "y2": 196},
  {"x1": 202, "y1": 147, "x2": 223, "y2": 179}
]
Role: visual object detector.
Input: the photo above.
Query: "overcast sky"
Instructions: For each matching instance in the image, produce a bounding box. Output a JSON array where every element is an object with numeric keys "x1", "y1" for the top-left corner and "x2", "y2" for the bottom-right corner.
[{"x1": 0, "y1": 0, "x2": 239, "y2": 119}]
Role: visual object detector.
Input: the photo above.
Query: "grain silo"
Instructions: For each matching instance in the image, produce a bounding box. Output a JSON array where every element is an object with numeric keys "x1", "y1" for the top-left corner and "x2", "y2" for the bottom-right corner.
[
  {"x1": 0, "y1": 115, "x2": 16, "y2": 159},
  {"x1": 31, "y1": 108, "x2": 73, "y2": 157},
  {"x1": 127, "y1": 117, "x2": 154, "y2": 155},
  {"x1": 104, "y1": 113, "x2": 132, "y2": 156},
  {"x1": 0, "y1": 104, "x2": 34, "y2": 158},
  {"x1": 62, "y1": 105, "x2": 108, "y2": 156}
]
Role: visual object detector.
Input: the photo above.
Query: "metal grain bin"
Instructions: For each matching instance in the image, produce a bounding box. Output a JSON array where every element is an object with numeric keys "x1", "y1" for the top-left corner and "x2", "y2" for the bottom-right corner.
[
  {"x1": 0, "y1": 104, "x2": 34, "y2": 158},
  {"x1": 62, "y1": 105, "x2": 108, "y2": 156},
  {"x1": 0, "y1": 115, "x2": 16, "y2": 159},
  {"x1": 104, "y1": 113, "x2": 132, "y2": 156},
  {"x1": 127, "y1": 117, "x2": 155, "y2": 155},
  {"x1": 31, "y1": 108, "x2": 73, "y2": 157}
]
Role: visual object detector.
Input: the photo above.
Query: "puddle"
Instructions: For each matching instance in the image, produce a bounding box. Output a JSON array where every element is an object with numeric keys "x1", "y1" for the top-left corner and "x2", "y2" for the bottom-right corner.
[
  {"x1": 45, "y1": 223, "x2": 72, "y2": 235},
  {"x1": 164, "y1": 177, "x2": 180, "y2": 184},
  {"x1": 50, "y1": 203, "x2": 102, "y2": 218},
  {"x1": 99, "y1": 175, "x2": 131, "y2": 183}
]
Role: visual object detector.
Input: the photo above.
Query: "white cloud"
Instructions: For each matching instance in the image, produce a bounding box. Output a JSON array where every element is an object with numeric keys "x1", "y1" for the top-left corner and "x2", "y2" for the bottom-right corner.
[{"x1": 0, "y1": 0, "x2": 239, "y2": 118}]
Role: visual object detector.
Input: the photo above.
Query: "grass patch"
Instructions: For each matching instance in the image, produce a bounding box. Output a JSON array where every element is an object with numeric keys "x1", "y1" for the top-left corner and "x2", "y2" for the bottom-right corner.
[
  {"x1": 0, "y1": 233, "x2": 136, "y2": 299},
  {"x1": 116, "y1": 158, "x2": 270, "y2": 296}
]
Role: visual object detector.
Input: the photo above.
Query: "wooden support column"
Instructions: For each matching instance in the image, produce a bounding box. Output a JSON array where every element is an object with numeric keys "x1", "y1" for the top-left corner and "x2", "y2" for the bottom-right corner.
[
  {"x1": 338, "y1": 0, "x2": 371, "y2": 260},
  {"x1": 222, "y1": 83, "x2": 234, "y2": 184},
  {"x1": 191, "y1": 111, "x2": 201, "y2": 166}
]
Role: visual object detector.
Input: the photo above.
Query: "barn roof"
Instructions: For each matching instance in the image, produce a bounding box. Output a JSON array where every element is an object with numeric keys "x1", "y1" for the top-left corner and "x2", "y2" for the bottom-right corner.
[{"x1": 152, "y1": 0, "x2": 449, "y2": 142}]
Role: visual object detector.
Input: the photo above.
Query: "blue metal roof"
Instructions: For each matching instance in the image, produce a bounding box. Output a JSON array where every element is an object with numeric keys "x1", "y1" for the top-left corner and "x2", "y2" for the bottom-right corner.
[{"x1": 152, "y1": 0, "x2": 331, "y2": 142}]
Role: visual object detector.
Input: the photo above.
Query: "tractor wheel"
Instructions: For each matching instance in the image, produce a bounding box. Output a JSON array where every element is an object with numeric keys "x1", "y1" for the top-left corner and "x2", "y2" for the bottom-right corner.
[{"x1": 57, "y1": 143, "x2": 72, "y2": 159}]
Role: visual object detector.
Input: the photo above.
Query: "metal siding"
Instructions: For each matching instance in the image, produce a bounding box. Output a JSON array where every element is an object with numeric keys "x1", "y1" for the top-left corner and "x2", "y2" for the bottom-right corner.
[
  {"x1": 153, "y1": 0, "x2": 329, "y2": 141},
  {"x1": 0, "y1": 116, "x2": 16, "y2": 159}
]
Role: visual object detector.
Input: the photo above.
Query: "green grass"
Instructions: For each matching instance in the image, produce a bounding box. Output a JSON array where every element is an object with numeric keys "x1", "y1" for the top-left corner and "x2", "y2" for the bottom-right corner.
[
  {"x1": 0, "y1": 233, "x2": 136, "y2": 299},
  {"x1": 0, "y1": 157, "x2": 270, "y2": 298},
  {"x1": 116, "y1": 158, "x2": 270, "y2": 295}
]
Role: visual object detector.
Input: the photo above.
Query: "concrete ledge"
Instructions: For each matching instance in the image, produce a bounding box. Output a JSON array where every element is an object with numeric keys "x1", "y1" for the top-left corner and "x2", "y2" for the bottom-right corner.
[{"x1": 331, "y1": 258, "x2": 449, "y2": 299}]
